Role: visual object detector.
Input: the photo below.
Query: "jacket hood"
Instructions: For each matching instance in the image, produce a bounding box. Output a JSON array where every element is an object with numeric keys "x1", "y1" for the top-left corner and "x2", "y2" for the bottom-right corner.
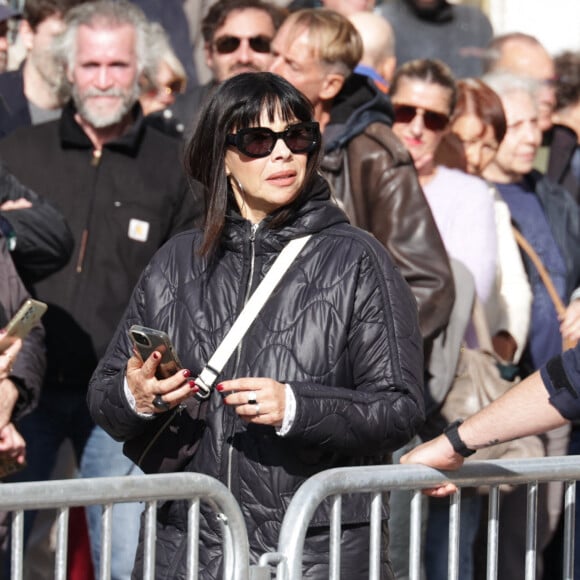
[
  {"x1": 325, "y1": 73, "x2": 394, "y2": 153},
  {"x1": 221, "y1": 173, "x2": 348, "y2": 254}
]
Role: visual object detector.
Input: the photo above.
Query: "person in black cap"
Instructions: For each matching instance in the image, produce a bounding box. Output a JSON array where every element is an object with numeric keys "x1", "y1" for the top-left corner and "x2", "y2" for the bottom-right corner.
[{"x1": 0, "y1": 1, "x2": 19, "y2": 73}]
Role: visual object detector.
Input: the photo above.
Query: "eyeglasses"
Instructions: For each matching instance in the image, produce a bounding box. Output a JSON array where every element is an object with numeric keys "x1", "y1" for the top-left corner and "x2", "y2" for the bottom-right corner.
[
  {"x1": 161, "y1": 79, "x2": 185, "y2": 96},
  {"x1": 226, "y1": 122, "x2": 320, "y2": 158},
  {"x1": 213, "y1": 35, "x2": 272, "y2": 55},
  {"x1": 393, "y1": 104, "x2": 449, "y2": 131}
]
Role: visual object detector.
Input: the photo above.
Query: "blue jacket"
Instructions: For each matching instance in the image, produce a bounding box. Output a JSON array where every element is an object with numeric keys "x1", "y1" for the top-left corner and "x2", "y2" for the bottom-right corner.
[
  {"x1": 0, "y1": 67, "x2": 30, "y2": 139},
  {"x1": 526, "y1": 170, "x2": 580, "y2": 300},
  {"x1": 543, "y1": 346, "x2": 580, "y2": 421}
]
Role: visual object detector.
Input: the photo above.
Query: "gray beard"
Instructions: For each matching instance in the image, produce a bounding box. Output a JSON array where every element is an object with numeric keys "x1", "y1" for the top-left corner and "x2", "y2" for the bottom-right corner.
[{"x1": 72, "y1": 84, "x2": 140, "y2": 128}]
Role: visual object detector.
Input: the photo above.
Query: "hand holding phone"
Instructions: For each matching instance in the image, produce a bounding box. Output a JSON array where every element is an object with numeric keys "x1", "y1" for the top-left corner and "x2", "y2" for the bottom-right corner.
[
  {"x1": 0, "y1": 299, "x2": 47, "y2": 354},
  {"x1": 128, "y1": 325, "x2": 183, "y2": 379}
]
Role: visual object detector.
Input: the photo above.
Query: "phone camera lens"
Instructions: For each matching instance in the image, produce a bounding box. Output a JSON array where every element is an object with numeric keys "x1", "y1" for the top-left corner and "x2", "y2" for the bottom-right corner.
[{"x1": 133, "y1": 332, "x2": 149, "y2": 346}]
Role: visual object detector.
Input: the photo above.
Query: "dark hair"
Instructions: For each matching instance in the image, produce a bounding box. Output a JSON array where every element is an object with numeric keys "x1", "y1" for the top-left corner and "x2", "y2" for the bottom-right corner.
[
  {"x1": 23, "y1": 0, "x2": 89, "y2": 30},
  {"x1": 186, "y1": 72, "x2": 321, "y2": 256},
  {"x1": 453, "y1": 78, "x2": 507, "y2": 144},
  {"x1": 391, "y1": 58, "x2": 458, "y2": 115},
  {"x1": 554, "y1": 51, "x2": 580, "y2": 111},
  {"x1": 201, "y1": 0, "x2": 287, "y2": 44}
]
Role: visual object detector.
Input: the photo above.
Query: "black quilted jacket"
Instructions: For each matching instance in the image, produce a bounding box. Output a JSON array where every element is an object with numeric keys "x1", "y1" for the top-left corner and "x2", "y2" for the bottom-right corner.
[{"x1": 88, "y1": 177, "x2": 425, "y2": 579}]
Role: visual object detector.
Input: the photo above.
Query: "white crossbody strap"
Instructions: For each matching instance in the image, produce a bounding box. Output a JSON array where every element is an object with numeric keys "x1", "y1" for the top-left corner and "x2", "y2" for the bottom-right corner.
[{"x1": 195, "y1": 235, "x2": 312, "y2": 398}]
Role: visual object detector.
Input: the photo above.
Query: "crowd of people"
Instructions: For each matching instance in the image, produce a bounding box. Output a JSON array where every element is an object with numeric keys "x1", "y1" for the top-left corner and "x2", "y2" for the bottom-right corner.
[{"x1": 0, "y1": 0, "x2": 578, "y2": 579}]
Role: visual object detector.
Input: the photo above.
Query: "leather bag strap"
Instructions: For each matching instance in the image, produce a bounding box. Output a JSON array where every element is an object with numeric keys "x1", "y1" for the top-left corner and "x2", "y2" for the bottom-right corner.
[
  {"x1": 512, "y1": 227, "x2": 578, "y2": 351},
  {"x1": 512, "y1": 226, "x2": 566, "y2": 317}
]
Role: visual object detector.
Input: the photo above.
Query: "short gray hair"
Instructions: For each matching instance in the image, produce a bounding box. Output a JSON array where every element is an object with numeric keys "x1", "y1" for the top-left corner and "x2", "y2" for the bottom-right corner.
[
  {"x1": 54, "y1": 0, "x2": 151, "y2": 77},
  {"x1": 481, "y1": 71, "x2": 539, "y2": 103}
]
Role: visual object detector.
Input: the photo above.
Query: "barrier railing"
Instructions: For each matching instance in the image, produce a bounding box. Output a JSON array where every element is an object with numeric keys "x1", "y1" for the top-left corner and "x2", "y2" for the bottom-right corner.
[
  {"x1": 0, "y1": 472, "x2": 250, "y2": 580},
  {"x1": 1, "y1": 456, "x2": 579, "y2": 580},
  {"x1": 259, "y1": 455, "x2": 580, "y2": 580}
]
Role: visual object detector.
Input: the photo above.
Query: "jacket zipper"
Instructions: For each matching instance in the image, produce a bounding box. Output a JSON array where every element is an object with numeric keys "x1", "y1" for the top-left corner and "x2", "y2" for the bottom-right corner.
[
  {"x1": 226, "y1": 222, "x2": 258, "y2": 490},
  {"x1": 76, "y1": 148, "x2": 102, "y2": 273}
]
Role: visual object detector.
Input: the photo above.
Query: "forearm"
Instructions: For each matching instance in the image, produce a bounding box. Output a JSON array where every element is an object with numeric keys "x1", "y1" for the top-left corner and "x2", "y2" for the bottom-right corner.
[{"x1": 459, "y1": 370, "x2": 567, "y2": 450}]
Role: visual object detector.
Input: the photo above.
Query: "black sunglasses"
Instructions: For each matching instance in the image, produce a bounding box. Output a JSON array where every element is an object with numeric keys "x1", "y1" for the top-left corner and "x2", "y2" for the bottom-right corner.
[
  {"x1": 213, "y1": 35, "x2": 272, "y2": 55},
  {"x1": 226, "y1": 122, "x2": 320, "y2": 158},
  {"x1": 393, "y1": 104, "x2": 449, "y2": 131}
]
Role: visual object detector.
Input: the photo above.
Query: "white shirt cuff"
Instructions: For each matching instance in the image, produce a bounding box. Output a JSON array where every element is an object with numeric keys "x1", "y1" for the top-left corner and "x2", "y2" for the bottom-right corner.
[
  {"x1": 276, "y1": 384, "x2": 296, "y2": 436},
  {"x1": 124, "y1": 377, "x2": 156, "y2": 419}
]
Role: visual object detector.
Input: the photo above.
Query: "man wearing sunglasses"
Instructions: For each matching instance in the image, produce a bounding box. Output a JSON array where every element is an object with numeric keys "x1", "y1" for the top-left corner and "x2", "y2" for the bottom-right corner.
[{"x1": 170, "y1": 0, "x2": 287, "y2": 139}]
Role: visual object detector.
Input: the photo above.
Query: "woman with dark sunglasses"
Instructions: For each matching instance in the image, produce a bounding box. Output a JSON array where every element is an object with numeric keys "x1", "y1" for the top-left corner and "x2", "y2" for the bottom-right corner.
[
  {"x1": 88, "y1": 72, "x2": 424, "y2": 579},
  {"x1": 390, "y1": 59, "x2": 499, "y2": 580}
]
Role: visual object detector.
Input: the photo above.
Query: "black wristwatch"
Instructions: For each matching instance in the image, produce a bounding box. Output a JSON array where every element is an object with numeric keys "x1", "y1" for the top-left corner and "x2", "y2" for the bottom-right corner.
[{"x1": 443, "y1": 420, "x2": 476, "y2": 457}]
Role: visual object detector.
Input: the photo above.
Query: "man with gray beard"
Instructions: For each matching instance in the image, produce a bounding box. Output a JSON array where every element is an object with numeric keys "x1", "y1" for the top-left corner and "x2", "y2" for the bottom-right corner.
[
  {"x1": 0, "y1": 0, "x2": 90, "y2": 138},
  {"x1": 0, "y1": 2, "x2": 203, "y2": 579}
]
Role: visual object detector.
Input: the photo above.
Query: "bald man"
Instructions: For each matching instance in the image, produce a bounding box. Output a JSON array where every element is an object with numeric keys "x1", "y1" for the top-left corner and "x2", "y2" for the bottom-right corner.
[
  {"x1": 484, "y1": 33, "x2": 556, "y2": 134},
  {"x1": 322, "y1": 0, "x2": 374, "y2": 14},
  {"x1": 348, "y1": 11, "x2": 396, "y2": 92},
  {"x1": 287, "y1": 0, "x2": 375, "y2": 14}
]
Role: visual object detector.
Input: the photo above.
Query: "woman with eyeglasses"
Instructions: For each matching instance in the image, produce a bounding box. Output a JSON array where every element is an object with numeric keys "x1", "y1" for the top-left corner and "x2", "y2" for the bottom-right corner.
[
  {"x1": 436, "y1": 78, "x2": 532, "y2": 367},
  {"x1": 139, "y1": 22, "x2": 187, "y2": 136},
  {"x1": 88, "y1": 72, "x2": 424, "y2": 579},
  {"x1": 390, "y1": 59, "x2": 499, "y2": 580}
]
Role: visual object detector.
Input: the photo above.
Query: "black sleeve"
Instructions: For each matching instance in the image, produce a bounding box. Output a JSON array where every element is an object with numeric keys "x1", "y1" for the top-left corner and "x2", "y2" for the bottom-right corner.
[{"x1": 0, "y1": 164, "x2": 74, "y2": 285}]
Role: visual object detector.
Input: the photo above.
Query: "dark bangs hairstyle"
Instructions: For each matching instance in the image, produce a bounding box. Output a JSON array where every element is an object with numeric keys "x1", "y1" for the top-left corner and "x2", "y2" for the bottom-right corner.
[
  {"x1": 454, "y1": 78, "x2": 507, "y2": 144},
  {"x1": 185, "y1": 72, "x2": 321, "y2": 256}
]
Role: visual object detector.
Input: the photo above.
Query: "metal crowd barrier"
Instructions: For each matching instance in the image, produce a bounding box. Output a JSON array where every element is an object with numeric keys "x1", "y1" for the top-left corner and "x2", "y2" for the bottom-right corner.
[
  {"x1": 1, "y1": 456, "x2": 579, "y2": 579},
  {"x1": 259, "y1": 455, "x2": 580, "y2": 580},
  {"x1": 0, "y1": 472, "x2": 250, "y2": 580}
]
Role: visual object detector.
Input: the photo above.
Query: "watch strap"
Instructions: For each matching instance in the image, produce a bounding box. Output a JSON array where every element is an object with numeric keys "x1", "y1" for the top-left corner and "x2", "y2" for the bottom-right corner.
[{"x1": 443, "y1": 419, "x2": 476, "y2": 457}]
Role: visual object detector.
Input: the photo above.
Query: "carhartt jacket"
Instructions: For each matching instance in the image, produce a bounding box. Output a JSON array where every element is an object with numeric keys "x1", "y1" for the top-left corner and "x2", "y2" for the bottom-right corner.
[
  {"x1": 88, "y1": 176, "x2": 425, "y2": 579},
  {"x1": 0, "y1": 102, "x2": 204, "y2": 392}
]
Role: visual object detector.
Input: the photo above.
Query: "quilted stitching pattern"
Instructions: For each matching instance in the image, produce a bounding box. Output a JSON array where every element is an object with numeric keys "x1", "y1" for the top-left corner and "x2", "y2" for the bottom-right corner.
[{"x1": 88, "y1": 183, "x2": 425, "y2": 576}]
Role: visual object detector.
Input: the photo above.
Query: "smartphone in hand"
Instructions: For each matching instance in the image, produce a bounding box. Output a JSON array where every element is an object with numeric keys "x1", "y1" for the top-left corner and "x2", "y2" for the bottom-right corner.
[
  {"x1": 128, "y1": 325, "x2": 183, "y2": 379},
  {"x1": 0, "y1": 299, "x2": 48, "y2": 353}
]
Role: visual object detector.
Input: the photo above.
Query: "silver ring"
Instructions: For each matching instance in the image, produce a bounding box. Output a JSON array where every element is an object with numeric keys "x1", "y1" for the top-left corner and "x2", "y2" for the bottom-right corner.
[
  {"x1": 153, "y1": 394, "x2": 170, "y2": 411},
  {"x1": 255, "y1": 403, "x2": 260, "y2": 416},
  {"x1": 247, "y1": 391, "x2": 257, "y2": 405}
]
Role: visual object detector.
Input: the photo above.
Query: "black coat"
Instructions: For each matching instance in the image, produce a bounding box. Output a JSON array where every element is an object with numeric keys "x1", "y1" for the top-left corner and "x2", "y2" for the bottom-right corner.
[
  {"x1": 88, "y1": 177, "x2": 425, "y2": 579},
  {"x1": 0, "y1": 162, "x2": 74, "y2": 286},
  {"x1": 546, "y1": 124, "x2": 579, "y2": 203},
  {"x1": 0, "y1": 103, "x2": 204, "y2": 392}
]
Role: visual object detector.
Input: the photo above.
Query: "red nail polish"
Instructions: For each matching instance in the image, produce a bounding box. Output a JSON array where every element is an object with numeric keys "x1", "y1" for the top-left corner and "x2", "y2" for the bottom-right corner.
[
  {"x1": 189, "y1": 380, "x2": 198, "y2": 391},
  {"x1": 216, "y1": 383, "x2": 224, "y2": 392},
  {"x1": 152, "y1": 351, "x2": 160, "y2": 360},
  {"x1": 182, "y1": 369, "x2": 191, "y2": 378}
]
